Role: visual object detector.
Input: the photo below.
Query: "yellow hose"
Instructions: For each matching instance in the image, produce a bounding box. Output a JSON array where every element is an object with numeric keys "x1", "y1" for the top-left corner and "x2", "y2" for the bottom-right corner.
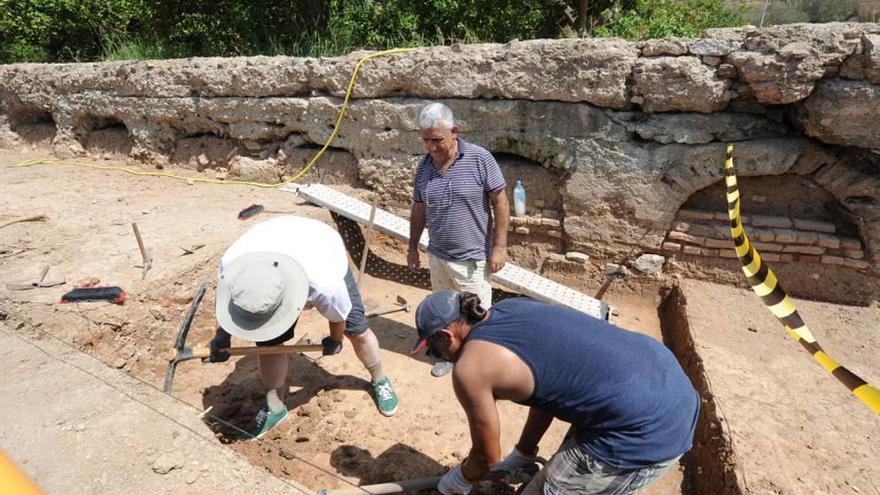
[{"x1": 11, "y1": 47, "x2": 417, "y2": 188}]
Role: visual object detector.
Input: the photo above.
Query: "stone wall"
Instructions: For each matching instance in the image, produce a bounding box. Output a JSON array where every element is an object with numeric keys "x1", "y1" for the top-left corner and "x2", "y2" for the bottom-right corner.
[{"x1": 2, "y1": 23, "x2": 879, "y2": 294}]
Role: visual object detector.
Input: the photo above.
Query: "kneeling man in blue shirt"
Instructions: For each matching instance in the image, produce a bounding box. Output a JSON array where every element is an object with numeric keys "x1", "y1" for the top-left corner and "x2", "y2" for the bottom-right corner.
[{"x1": 411, "y1": 291, "x2": 700, "y2": 495}]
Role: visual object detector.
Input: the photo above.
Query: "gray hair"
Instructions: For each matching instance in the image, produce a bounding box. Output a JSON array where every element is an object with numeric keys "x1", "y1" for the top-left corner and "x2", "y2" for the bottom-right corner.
[{"x1": 419, "y1": 102, "x2": 455, "y2": 130}]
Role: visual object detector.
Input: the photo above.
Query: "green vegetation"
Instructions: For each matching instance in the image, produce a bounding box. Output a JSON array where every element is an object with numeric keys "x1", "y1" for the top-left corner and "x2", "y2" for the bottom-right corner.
[{"x1": 1, "y1": 0, "x2": 746, "y2": 64}]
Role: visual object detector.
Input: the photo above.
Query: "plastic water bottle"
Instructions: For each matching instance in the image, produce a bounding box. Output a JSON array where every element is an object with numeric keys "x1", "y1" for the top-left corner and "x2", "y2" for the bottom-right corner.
[{"x1": 513, "y1": 180, "x2": 526, "y2": 217}]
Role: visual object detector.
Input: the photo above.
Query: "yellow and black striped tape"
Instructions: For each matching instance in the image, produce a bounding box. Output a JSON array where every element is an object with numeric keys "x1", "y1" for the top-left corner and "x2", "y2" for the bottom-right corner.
[{"x1": 724, "y1": 144, "x2": 879, "y2": 414}]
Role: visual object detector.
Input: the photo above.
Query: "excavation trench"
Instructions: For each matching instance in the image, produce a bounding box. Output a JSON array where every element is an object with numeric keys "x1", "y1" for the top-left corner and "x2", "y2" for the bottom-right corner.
[{"x1": 658, "y1": 285, "x2": 742, "y2": 495}]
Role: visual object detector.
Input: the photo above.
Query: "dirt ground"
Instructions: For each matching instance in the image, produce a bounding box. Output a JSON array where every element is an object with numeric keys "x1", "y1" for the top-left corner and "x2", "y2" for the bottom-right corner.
[{"x1": 1, "y1": 148, "x2": 877, "y2": 494}]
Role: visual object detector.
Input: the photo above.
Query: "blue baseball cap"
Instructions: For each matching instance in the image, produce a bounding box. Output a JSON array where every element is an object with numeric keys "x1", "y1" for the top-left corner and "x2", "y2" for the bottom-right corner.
[{"x1": 411, "y1": 290, "x2": 461, "y2": 355}]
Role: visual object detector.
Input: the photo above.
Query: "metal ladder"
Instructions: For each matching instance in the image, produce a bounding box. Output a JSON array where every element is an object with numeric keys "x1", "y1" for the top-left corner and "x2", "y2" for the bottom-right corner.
[{"x1": 283, "y1": 183, "x2": 610, "y2": 321}]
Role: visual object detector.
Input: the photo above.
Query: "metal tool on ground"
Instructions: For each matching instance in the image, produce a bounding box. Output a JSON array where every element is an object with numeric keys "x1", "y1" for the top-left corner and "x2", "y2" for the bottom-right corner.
[
  {"x1": 131, "y1": 222, "x2": 153, "y2": 279},
  {"x1": 365, "y1": 295, "x2": 410, "y2": 318},
  {"x1": 163, "y1": 280, "x2": 209, "y2": 393},
  {"x1": 237, "y1": 204, "x2": 290, "y2": 220},
  {"x1": 178, "y1": 243, "x2": 205, "y2": 256},
  {"x1": 356, "y1": 194, "x2": 378, "y2": 291},
  {"x1": 6, "y1": 265, "x2": 66, "y2": 290}
]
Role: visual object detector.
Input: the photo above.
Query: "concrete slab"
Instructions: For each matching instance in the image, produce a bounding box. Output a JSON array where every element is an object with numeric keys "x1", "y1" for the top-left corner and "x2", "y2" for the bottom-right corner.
[{"x1": 0, "y1": 324, "x2": 313, "y2": 494}]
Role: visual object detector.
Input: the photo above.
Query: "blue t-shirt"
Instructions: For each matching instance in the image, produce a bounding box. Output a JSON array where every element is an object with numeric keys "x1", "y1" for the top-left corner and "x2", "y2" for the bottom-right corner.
[
  {"x1": 469, "y1": 298, "x2": 700, "y2": 469},
  {"x1": 412, "y1": 139, "x2": 506, "y2": 261}
]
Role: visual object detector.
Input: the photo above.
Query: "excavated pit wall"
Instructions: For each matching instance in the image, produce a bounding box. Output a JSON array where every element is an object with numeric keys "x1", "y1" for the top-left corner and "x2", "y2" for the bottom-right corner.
[
  {"x1": 659, "y1": 285, "x2": 742, "y2": 495},
  {"x1": 2, "y1": 23, "x2": 880, "y2": 303}
]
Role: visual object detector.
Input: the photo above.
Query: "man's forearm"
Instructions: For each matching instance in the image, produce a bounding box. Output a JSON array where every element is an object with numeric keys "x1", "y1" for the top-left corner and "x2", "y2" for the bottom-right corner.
[
  {"x1": 409, "y1": 202, "x2": 427, "y2": 250},
  {"x1": 516, "y1": 408, "x2": 554, "y2": 455},
  {"x1": 490, "y1": 191, "x2": 509, "y2": 249}
]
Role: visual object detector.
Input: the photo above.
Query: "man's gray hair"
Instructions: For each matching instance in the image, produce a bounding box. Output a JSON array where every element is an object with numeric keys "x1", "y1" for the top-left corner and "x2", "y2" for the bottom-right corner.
[{"x1": 419, "y1": 102, "x2": 455, "y2": 130}]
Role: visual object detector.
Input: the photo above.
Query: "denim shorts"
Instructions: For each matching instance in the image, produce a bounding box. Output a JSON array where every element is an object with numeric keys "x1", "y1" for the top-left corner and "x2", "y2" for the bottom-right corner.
[
  {"x1": 521, "y1": 435, "x2": 680, "y2": 495},
  {"x1": 257, "y1": 268, "x2": 368, "y2": 346}
]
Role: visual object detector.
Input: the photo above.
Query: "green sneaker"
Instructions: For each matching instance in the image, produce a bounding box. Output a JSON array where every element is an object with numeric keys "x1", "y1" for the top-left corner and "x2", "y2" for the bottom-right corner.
[
  {"x1": 371, "y1": 377, "x2": 398, "y2": 417},
  {"x1": 249, "y1": 405, "x2": 288, "y2": 440}
]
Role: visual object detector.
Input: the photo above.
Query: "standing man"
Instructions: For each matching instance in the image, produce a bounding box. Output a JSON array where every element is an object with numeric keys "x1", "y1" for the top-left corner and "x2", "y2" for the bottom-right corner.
[
  {"x1": 410, "y1": 291, "x2": 700, "y2": 495},
  {"x1": 408, "y1": 102, "x2": 510, "y2": 377},
  {"x1": 207, "y1": 215, "x2": 399, "y2": 439}
]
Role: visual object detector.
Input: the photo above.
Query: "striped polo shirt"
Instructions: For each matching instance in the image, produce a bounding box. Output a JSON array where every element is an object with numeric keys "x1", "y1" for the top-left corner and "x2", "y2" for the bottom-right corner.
[{"x1": 412, "y1": 139, "x2": 506, "y2": 261}]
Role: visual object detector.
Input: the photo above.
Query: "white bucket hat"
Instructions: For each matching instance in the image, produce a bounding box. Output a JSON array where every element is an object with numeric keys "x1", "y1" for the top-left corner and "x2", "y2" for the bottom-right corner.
[{"x1": 215, "y1": 251, "x2": 308, "y2": 342}]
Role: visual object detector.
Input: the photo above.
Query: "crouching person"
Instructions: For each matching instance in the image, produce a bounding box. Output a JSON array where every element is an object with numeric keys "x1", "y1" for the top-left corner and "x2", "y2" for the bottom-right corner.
[
  {"x1": 410, "y1": 291, "x2": 699, "y2": 494},
  {"x1": 208, "y1": 216, "x2": 398, "y2": 439}
]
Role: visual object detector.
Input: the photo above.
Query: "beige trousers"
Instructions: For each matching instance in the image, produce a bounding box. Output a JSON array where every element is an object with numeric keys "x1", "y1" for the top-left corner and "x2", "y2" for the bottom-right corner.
[{"x1": 427, "y1": 253, "x2": 493, "y2": 307}]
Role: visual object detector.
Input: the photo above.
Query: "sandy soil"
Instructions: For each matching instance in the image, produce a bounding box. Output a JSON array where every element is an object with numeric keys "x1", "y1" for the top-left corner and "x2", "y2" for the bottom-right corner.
[
  {"x1": 672, "y1": 280, "x2": 880, "y2": 495},
  {"x1": 7, "y1": 149, "x2": 876, "y2": 495},
  {"x1": 0, "y1": 150, "x2": 688, "y2": 494}
]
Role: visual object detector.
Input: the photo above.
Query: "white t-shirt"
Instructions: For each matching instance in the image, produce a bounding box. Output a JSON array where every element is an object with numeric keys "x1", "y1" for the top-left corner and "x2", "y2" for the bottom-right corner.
[{"x1": 220, "y1": 216, "x2": 351, "y2": 323}]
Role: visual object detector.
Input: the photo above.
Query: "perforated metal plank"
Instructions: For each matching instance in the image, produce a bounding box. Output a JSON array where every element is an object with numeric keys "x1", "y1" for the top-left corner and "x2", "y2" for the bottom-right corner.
[{"x1": 284, "y1": 183, "x2": 609, "y2": 320}]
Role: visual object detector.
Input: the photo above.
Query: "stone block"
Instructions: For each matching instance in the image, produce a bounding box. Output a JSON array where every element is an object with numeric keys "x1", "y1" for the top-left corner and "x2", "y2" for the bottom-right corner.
[
  {"x1": 533, "y1": 199, "x2": 545, "y2": 208},
  {"x1": 713, "y1": 212, "x2": 730, "y2": 221},
  {"x1": 511, "y1": 217, "x2": 528, "y2": 226},
  {"x1": 799, "y1": 255, "x2": 821, "y2": 264},
  {"x1": 817, "y1": 234, "x2": 840, "y2": 249},
  {"x1": 752, "y1": 242, "x2": 783, "y2": 253},
  {"x1": 821, "y1": 255, "x2": 845, "y2": 266},
  {"x1": 719, "y1": 249, "x2": 738, "y2": 258},
  {"x1": 548, "y1": 230, "x2": 562, "y2": 238},
  {"x1": 702, "y1": 55, "x2": 722, "y2": 66},
  {"x1": 541, "y1": 218, "x2": 561, "y2": 227},
  {"x1": 673, "y1": 221, "x2": 691, "y2": 232},
  {"x1": 762, "y1": 253, "x2": 781, "y2": 262},
  {"x1": 793, "y1": 218, "x2": 836, "y2": 233},
  {"x1": 754, "y1": 229, "x2": 777, "y2": 242},
  {"x1": 542, "y1": 209, "x2": 561, "y2": 219},
  {"x1": 565, "y1": 251, "x2": 589, "y2": 263},
  {"x1": 840, "y1": 238, "x2": 862, "y2": 250},
  {"x1": 632, "y1": 254, "x2": 666, "y2": 274},
  {"x1": 704, "y1": 238, "x2": 733, "y2": 249},
  {"x1": 515, "y1": 227, "x2": 530, "y2": 235},
  {"x1": 793, "y1": 231, "x2": 819, "y2": 244},
  {"x1": 662, "y1": 242, "x2": 681, "y2": 253},
  {"x1": 701, "y1": 248, "x2": 719, "y2": 257},
  {"x1": 752, "y1": 215, "x2": 792, "y2": 229},
  {"x1": 844, "y1": 249, "x2": 864, "y2": 260},
  {"x1": 678, "y1": 209, "x2": 715, "y2": 221},
  {"x1": 668, "y1": 231, "x2": 704, "y2": 246},
  {"x1": 682, "y1": 245, "x2": 701, "y2": 255},
  {"x1": 779, "y1": 254, "x2": 794, "y2": 263},
  {"x1": 774, "y1": 229, "x2": 797, "y2": 243},
  {"x1": 844, "y1": 259, "x2": 869, "y2": 270},
  {"x1": 782, "y1": 245, "x2": 824, "y2": 255}
]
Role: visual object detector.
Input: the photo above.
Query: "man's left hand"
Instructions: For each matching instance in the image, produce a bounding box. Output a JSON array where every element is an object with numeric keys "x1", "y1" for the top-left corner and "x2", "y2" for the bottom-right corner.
[
  {"x1": 488, "y1": 246, "x2": 507, "y2": 274},
  {"x1": 321, "y1": 336, "x2": 343, "y2": 356},
  {"x1": 437, "y1": 464, "x2": 473, "y2": 495}
]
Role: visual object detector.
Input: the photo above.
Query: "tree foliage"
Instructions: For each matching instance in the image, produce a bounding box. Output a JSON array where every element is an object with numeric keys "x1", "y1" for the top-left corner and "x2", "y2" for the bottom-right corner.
[{"x1": 0, "y1": 0, "x2": 746, "y2": 63}]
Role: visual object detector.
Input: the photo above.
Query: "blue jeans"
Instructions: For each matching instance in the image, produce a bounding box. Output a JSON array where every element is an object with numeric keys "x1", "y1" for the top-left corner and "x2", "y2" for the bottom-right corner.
[{"x1": 521, "y1": 435, "x2": 680, "y2": 495}]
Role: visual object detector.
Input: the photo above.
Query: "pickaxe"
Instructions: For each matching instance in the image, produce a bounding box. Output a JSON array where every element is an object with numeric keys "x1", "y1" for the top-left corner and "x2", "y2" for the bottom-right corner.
[
  {"x1": 132, "y1": 222, "x2": 153, "y2": 279},
  {"x1": 6, "y1": 265, "x2": 66, "y2": 290},
  {"x1": 365, "y1": 295, "x2": 410, "y2": 318},
  {"x1": 163, "y1": 281, "x2": 325, "y2": 393}
]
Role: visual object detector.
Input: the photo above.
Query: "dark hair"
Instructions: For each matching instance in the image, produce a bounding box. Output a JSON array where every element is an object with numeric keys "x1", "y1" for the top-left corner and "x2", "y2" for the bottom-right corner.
[{"x1": 459, "y1": 292, "x2": 486, "y2": 324}]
